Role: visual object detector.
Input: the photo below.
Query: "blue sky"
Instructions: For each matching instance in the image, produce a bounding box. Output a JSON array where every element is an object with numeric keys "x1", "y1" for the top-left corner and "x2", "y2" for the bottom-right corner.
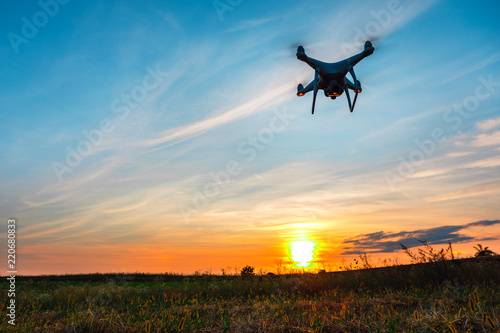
[{"x1": 1, "y1": 0, "x2": 500, "y2": 274}]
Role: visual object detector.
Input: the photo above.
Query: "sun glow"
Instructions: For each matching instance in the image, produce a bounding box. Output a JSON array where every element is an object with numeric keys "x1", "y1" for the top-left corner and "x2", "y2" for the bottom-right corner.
[{"x1": 289, "y1": 240, "x2": 317, "y2": 268}]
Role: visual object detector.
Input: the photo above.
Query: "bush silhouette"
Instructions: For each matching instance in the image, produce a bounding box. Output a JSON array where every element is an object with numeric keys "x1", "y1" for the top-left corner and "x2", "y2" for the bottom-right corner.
[
  {"x1": 240, "y1": 265, "x2": 255, "y2": 278},
  {"x1": 400, "y1": 240, "x2": 454, "y2": 263}
]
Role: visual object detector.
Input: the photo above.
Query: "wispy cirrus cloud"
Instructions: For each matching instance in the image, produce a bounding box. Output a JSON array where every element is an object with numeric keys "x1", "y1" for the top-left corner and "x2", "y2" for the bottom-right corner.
[
  {"x1": 439, "y1": 48, "x2": 500, "y2": 83},
  {"x1": 403, "y1": 115, "x2": 500, "y2": 182},
  {"x1": 426, "y1": 179, "x2": 500, "y2": 202},
  {"x1": 222, "y1": 18, "x2": 275, "y2": 33},
  {"x1": 133, "y1": 82, "x2": 293, "y2": 150}
]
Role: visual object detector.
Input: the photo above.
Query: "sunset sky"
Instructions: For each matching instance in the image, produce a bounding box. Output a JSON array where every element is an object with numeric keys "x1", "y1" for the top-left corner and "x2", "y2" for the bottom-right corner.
[{"x1": 1, "y1": 0, "x2": 500, "y2": 275}]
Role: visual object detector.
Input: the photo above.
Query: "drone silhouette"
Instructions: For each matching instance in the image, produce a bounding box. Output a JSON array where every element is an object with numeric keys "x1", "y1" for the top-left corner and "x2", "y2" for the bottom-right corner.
[{"x1": 296, "y1": 41, "x2": 375, "y2": 114}]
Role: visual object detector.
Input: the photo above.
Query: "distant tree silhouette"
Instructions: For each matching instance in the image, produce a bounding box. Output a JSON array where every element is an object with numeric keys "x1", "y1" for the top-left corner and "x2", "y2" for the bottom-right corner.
[
  {"x1": 240, "y1": 265, "x2": 255, "y2": 278},
  {"x1": 474, "y1": 244, "x2": 496, "y2": 257}
]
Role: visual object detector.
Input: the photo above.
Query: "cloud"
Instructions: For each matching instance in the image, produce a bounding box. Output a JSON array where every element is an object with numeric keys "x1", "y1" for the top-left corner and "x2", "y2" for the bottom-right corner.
[
  {"x1": 132, "y1": 82, "x2": 292, "y2": 150},
  {"x1": 453, "y1": 117, "x2": 500, "y2": 148},
  {"x1": 446, "y1": 152, "x2": 473, "y2": 158},
  {"x1": 410, "y1": 168, "x2": 452, "y2": 179},
  {"x1": 476, "y1": 116, "x2": 500, "y2": 131},
  {"x1": 426, "y1": 179, "x2": 500, "y2": 202},
  {"x1": 361, "y1": 104, "x2": 450, "y2": 141},
  {"x1": 439, "y1": 49, "x2": 500, "y2": 83},
  {"x1": 406, "y1": 118, "x2": 500, "y2": 181},
  {"x1": 463, "y1": 155, "x2": 500, "y2": 169},
  {"x1": 158, "y1": 10, "x2": 183, "y2": 31},
  {"x1": 223, "y1": 18, "x2": 275, "y2": 33},
  {"x1": 341, "y1": 220, "x2": 500, "y2": 254},
  {"x1": 470, "y1": 131, "x2": 500, "y2": 147},
  {"x1": 468, "y1": 220, "x2": 500, "y2": 227}
]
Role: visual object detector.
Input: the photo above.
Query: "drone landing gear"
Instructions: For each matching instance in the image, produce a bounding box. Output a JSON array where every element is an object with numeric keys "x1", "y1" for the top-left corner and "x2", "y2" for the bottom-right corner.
[
  {"x1": 311, "y1": 68, "x2": 320, "y2": 114},
  {"x1": 344, "y1": 87, "x2": 359, "y2": 113},
  {"x1": 345, "y1": 67, "x2": 361, "y2": 112}
]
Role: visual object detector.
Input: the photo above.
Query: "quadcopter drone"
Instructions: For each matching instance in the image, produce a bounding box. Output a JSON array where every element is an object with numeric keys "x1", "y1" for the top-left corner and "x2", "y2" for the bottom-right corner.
[{"x1": 296, "y1": 41, "x2": 375, "y2": 114}]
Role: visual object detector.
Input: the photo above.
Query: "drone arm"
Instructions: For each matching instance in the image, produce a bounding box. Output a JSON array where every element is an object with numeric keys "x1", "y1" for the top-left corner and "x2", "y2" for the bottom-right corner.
[
  {"x1": 298, "y1": 80, "x2": 315, "y2": 96},
  {"x1": 297, "y1": 46, "x2": 326, "y2": 72},
  {"x1": 344, "y1": 77, "x2": 356, "y2": 91},
  {"x1": 342, "y1": 43, "x2": 375, "y2": 69},
  {"x1": 343, "y1": 52, "x2": 366, "y2": 69},
  {"x1": 346, "y1": 68, "x2": 362, "y2": 94},
  {"x1": 348, "y1": 67, "x2": 357, "y2": 83}
]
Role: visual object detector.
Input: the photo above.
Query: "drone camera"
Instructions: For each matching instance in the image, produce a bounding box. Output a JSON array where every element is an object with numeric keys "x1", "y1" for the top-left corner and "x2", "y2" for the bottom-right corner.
[{"x1": 324, "y1": 80, "x2": 343, "y2": 97}]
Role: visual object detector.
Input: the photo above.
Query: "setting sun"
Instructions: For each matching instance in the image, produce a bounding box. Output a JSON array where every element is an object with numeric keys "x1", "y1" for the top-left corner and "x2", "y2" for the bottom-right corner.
[{"x1": 290, "y1": 240, "x2": 317, "y2": 268}]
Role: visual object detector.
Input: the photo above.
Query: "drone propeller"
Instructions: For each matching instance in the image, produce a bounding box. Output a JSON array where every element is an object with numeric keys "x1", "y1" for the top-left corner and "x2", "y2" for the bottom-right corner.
[
  {"x1": 289, "y1": 40, "x2": 316, "y2": 50},
  {"x1": 311, "y1": 68, "x2": 319, "y2": 114},
  {"x1": 357, "y1": 35, "x2": 393, "y2": 54},
  {"x1": 289, "y1": 41, "x2": 310, "y2": 57},
  {"x1": 357, "y1": 35, "x2": 381, "y2": 44}
]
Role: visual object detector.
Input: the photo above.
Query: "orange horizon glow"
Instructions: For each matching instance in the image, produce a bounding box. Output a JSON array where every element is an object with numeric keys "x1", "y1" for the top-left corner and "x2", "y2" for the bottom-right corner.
[{"x1": 10, "y1": 224, "x2": 500, "y2": 276}]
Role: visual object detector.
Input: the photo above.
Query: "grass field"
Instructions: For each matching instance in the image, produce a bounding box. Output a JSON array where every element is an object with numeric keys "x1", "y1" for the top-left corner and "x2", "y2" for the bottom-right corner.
[{"x1": 2, "y1": 256, "x2": 499, "y2": 332}]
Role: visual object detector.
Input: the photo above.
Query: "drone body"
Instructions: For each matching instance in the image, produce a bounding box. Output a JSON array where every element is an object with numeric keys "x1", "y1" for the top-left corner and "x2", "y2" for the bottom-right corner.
[{"x1": 296, "y1": 41, "x2": 375, "y2": 114}]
